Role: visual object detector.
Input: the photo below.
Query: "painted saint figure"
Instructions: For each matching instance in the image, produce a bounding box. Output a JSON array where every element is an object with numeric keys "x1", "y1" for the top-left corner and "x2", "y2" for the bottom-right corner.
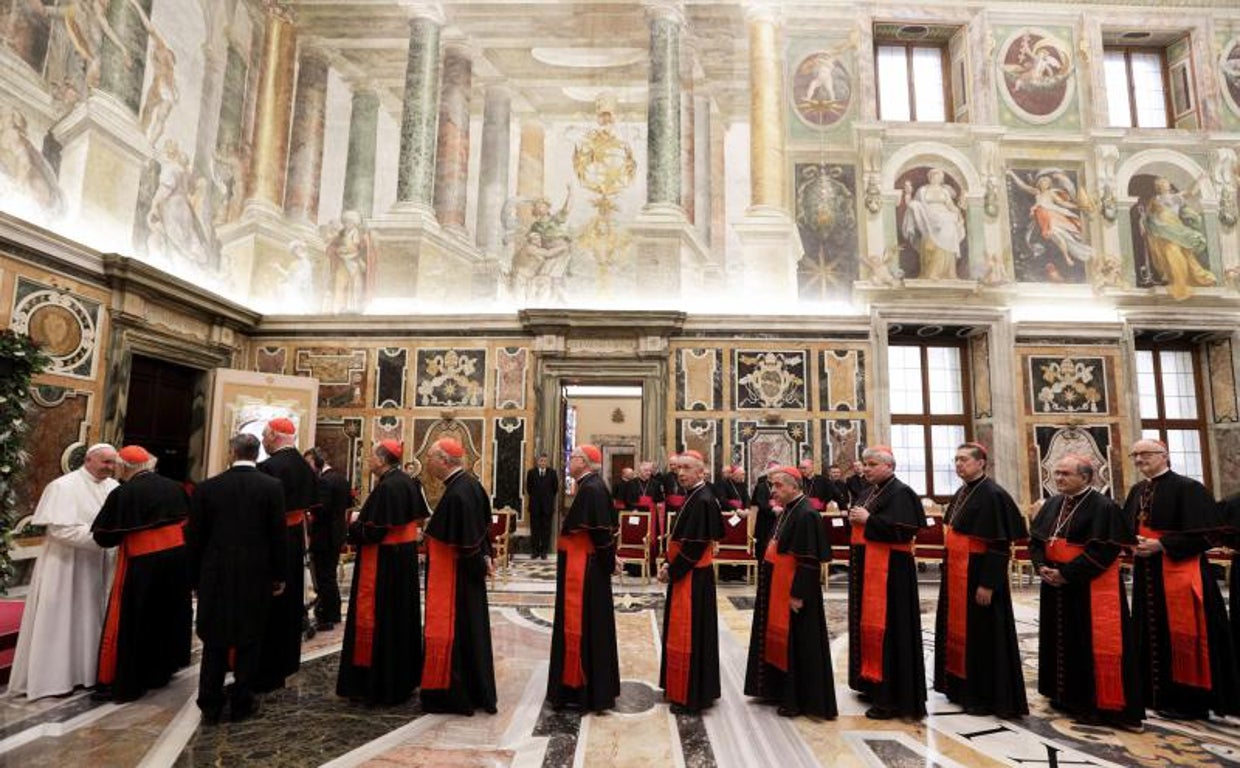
[
  {"x1": 326, "y1": 211, "x2": 377, "y2": 313},
  {"x1": 899, "y1": 168, "x2": 967, "y2": 280},
  {"x1": 1007, "y1": 169, "x2": 1093, "y2": 281},
  {"x1": 1137, "y1": 176, "x2": 1217, "y2": 300}
]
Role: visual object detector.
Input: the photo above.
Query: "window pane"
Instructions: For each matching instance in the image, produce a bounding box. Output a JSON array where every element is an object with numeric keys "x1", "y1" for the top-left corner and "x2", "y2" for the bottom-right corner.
[
  {"x1": 1136, "y1": 350, "x2": 1159, "y2": 419},
  {"x1": 911, "y1": 47, "x2": 947, "y2": 122},
  {"x1": 888, "y1": 345, "x2": 925, "y2": 414},
  {"x1": 931, "y1": 425, "x2": 966, "y2": 496},
  {"x1": 1158, "y1": 350, "x2": 1199, "y2": 419},
  {"x1": 890, "y1": 424, "x2": 927, "y2": 496},
  {"x1": 877, "y1": 46, "x2": 911, "y2": 121},
  {"x1": 1104, "y1": 50, "x2": 1133, "y2": 127},
  {"x1": 1165, "y1": 429, "x2": 1204, "y2": 483},
  {"x1": 1141, "y1": 428, "x2": 1161, "y2": 441},
  {"x1": 1130, "y1": 51, "x2": 1168, "y2": 128},
  {"x1": 926, "y1": 346, "x2": 964, "y2": 415}
]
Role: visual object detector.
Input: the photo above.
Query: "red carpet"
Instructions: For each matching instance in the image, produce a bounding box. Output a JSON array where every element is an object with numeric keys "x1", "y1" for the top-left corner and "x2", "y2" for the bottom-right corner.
[{"x1": 0, "y1": 599, "x2": 22, "y2": 637}]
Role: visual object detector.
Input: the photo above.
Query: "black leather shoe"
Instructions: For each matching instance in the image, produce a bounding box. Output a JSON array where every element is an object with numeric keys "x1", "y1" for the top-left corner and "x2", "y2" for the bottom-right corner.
[
  {"x1": 200, "y1": 708, "x2": 223, "y2": 726},
  {"x1": 90, "y1": 687, "x2": 113, "y2": 702},
  {"x1": 315, "y1": 622, "x2": 336, "y2": 631},
  {"x1": 776, "y1": 706, "x2": 801, "y2": 718},
  {"x1": 865, "y1": 706, "x2": 895, "y2": 720}
]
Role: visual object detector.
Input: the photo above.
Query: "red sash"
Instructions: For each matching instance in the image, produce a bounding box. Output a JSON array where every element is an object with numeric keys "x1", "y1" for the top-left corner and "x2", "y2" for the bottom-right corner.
[
  {"x1": 1047, "y1": 539, "x2": 1126, "y2": 711},
  {"x1": 727, "y1": 499, "x2": 743, "y2": 510},
  {"x1": 664, "y1": 540, "x2": 714, "y2": 704},
  {"x1": 98, "y1": 521, "x2": 187, "y2": 684},
  {"x1": 855, "y1": 522, "x2": 913, "y2": 684},
  {"x1": 637, "y1": 495, "x2": 654, "y2": 511},
  {"x1": 763, "y1": 540, "x2": 797, "y2": 671},
  {"x1": 1139, "y1": 525, "x2": 1211, "y2": 688},
  {"x1": 613, "y1": 499, "x2": 625, "y2": 510},
  {"x1": 422, "y1": 536, "x2": 459, "y2": 690},
  {"x1": 286, "y1": 508, "x2": 307, "y2": 527},
  {"x1": 352, "y1": 521, "x2": 419, "y2": 668},
  {"x1": 557, "y1": 531, "x2": 595, "y2": 687},
  {"x1": 666, "y1": 494, "x2": 685, "y2": 510},
  {"x1": 944, "y1": 527, "x2": 989, "y2": 679},
  {"x1": 809, "y1": 498, "x2": 825, "y2": 512}
]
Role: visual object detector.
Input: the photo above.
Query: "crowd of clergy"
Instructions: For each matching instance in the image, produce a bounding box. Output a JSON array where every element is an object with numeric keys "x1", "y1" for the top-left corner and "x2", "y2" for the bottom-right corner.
[{"x1": 7, "y1": 415, "x2": 1240, "y2": 732}]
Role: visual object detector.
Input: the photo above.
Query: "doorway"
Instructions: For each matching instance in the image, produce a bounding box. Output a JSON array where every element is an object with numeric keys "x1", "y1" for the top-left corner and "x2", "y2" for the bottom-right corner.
[
  {"x1": 562, "y1": 383, "x2": 643, "y2": 494},
  {"x1": 122, "y1": 355, "x2": 201, "y2": 482}
]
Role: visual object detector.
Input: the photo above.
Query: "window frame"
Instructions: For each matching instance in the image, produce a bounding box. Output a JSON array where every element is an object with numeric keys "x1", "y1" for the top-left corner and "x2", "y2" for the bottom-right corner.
[
  {"x1": 1104, "y1": 45, "x2": 1173, "y2": 129},
  {"x1": 1135, "y1": 341, "x2": 1211, "y2": 488},
  {"x1": 887, "y1": 338, "x2": 973, "y2": 501},
  {"x1": 874, "y1": 40, "x2": 954, "y2": 123}
]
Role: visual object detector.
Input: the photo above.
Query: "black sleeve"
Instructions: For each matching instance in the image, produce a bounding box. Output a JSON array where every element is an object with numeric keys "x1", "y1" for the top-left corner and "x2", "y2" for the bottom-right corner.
[
  {"x1": 1058, "y1": 539, "x2": 1121, "y2": 583},
  {"x1": 588, "y1": 527, "x2": 615, "y2": 574},
  {"x1": 186, "y1": 492, "x2": 208, "y2": 590},
  {"x1": 93, "y1": 529, "x2": 124, "y2": 548},
  {"x1": 977, "y1": 542, "x2": 1011, "y2": 591},
  {"x1": 267, "y1": 487, "x2": 288, "y2": 584},
  {"x1": 668, "y1": 539, "x2": 708, "y2": 581},
  {"x1": 1029, "y1": 536, "x2": 1047, "y2": 571},
  {"x1": 347, "y1": 520, "x2": 387, "y2": 545},
  {"x1": 864, "y1": 512, "x2": 917, "y2": 543},
  {"x1": 790, "y1": 556, "x2": 822, "y2": 601}
]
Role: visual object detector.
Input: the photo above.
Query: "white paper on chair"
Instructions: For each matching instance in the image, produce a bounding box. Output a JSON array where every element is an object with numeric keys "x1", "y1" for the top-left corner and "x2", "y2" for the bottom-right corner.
[
  {"x1": 832, "y1": 519, "x2": 844, "y2": 527},
  {"x1": 729, "y1": 514, "x2": 741, "y2": 526},
  {"x1": 628, "y1": 515, "x2": 640, "y2": 525},
  {"x1": 926, "y1": 518, "x2": 936, "y2": 526},
  {"x1": 492, "y1": 514, "x2": 498, "y2": 523}
]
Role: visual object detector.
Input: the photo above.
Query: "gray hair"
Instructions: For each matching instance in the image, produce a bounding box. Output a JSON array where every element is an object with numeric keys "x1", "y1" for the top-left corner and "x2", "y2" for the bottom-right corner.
[{"x1": 861, "y1": 447, "x2": 895, "y2": 467}]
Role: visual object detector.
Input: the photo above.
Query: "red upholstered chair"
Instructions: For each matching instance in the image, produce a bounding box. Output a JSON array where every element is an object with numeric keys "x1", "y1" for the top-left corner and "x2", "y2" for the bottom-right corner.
[
  {"x1": 915, "y1": 500, "x2": 946, "y2": 567},
  {"x1": 1207, "y1": 547, "x2": 1234, "y2": 585},
  {"x1": 714, "y1": 507, "x2": 757, "y2": 584},
  {"x1": 488, "y1": 507, "x2": 514, "y2": 585},
  {"x1": 616, "y1": 510, "x2": 653, "y2": 583},
  {"x1": 822, "y1": 503, "x2": 851, "y2": 587},
  {"x1": 1010, "y1": 500, "x2": 1041, "y2": 588}
]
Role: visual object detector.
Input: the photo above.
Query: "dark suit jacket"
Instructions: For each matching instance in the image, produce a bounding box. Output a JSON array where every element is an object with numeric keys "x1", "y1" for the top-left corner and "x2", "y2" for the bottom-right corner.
[
  {"x1": 312, "y1": 467, "x2": 352, "y2": 553},
  {"x1": 186, "y1": 465, "x2": 287, "y2": 646},
  {"x1": 526, "y1": 466, "x2": 559, "y2": 517}
]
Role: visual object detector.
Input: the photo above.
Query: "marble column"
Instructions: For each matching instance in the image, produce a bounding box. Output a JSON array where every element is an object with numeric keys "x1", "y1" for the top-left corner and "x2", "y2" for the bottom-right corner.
[
  {"x1": 343, "y1": 89, "x2": 381, "y2": 218},
  {"x1": 517, "y1": 118, "x2": 545, "y2": 200},
  {"x1": 433, "y1": 46, "x2": 472, "y2": 232},
  {"x1": 476, "y1": 86, "x2": 512, "y2": 254},
  {"x1": 694, "y1": 94, "x2": 711, "y2": 244},
  {"x1": 747, "y1": 6, "x2": 787, "y2": 213},
  {"x1": 681, "y1": 76, "x2": 695, "y2": 223},
  {"x1": 646, "y1": 3, "x2": 681, "y2": 212},
  {"x1": 395, "y1": 13, "x2": 443, "y2": 211},
  {"x1": 247, "y1": 5, "x2": 298, "y2": 214},
  {"x1": 98, "y1": 0, "x2": 152, "y2": 115},
  {"x1": 284, "y1": 49, "x2": 330, "y2": 223}
]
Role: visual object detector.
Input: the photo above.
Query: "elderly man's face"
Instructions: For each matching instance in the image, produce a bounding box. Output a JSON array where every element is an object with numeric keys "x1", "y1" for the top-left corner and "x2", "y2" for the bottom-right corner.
[
  {"x1": 84, "y1": 448, "x2": 117, "y2": 480},
  {"x1": 677, "y1": 460, "x2": 704, "y2": 488},
  {"x1": 861, "y1": 455, "x2": 894, "y2": 484},
  {"x1": 1053, "y1": 458, "x2": 1089, "y2": 495},
  {"x1": 770, "y1": 474, "x2": 800, "y2": 506}
]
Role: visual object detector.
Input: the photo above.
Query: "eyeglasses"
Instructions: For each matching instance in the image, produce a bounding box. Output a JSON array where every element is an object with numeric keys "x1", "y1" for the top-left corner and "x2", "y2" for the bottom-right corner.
[{"x1": 1129, "y1": 451, "x2": 1167, "y2": 458}]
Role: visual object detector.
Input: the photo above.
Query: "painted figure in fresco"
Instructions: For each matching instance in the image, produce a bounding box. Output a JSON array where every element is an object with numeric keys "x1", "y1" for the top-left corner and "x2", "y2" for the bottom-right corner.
[
  {"x1": 1006, "y1": 169, "x2": 1093, "y2": 282},
  {"x1": 145, "y1": 140, "x2": 212, "y2": 268},
  {"x1": 0, "y1": 108, "x2": 64, "y2": 217},
  {"x1": 1003, "y1": 33, "x2": 1070, "y2": 92},
  {"x1": 899, "y1": 168, "x2": 967, "y2": 280},
  {"x1": 1137, "y1": 176, "x2": 1217, "y2": 300},
  {"x1": 326, "y1": 211, "x2": 377, "y2": 313},
  {"x1": 509, "y1": 190, "x2": 573, "y2": 303},
  {"x1": 139, "y1": 29, "x2": 178, "y2": 143},
  {"x1": 272, "y1": 241, "x2": 315, "y2": 313},
  {"x1": 24, "y1": 0, "x2": 133, "y2": 94}
]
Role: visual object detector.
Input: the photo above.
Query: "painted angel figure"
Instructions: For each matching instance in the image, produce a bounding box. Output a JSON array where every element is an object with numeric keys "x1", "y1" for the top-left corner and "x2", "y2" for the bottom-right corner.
[
  {"x1": 25, "y1": 0, "x2": 133, "y2": 93},
  {"x1": 1004, "y1": 33, "x2": 1071, "y2": 92},
  {"x1": 1007, "y1": 169, "x2": 1094, "y2": 267}
]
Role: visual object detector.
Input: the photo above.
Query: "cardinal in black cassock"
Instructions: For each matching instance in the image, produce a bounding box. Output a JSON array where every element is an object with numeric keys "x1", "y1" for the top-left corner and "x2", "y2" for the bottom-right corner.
[
  {"x1": 255, "y1": 417, "x2": 319, "y2": 692},
  {"x1": 1221, "y1": 494, "x2": 1240, "y2": 671},
  {"x1": 750, "y1": 464, "x2": 779, "y2": 558},
  {"x1": 421, "y1": 438, "x2": 498, "y2": 715},
  {"x1": 1123, "y1": 441, "x2": 1240, "y2": 719},
  {"x1": 932, "y1": 444, "x2": 1028, "y2": 718},
  {"x1": 1030, "y1": 455, "x2": 1142, "y2": 727},
  {"x1": 91, "y1": 445, "x2": 192, "y2": 703},
  {"x1": 847, "y1": 447, "x2": 926, "y2": 719},
  {"x1": 744, "y1": 466, "x2": 836, "y2": 719},
  {"x1": 337, "y1": 440, "x2": 430, "y2": 705},
  {"x1": 658, "y1": 451, "x2": 723, "y2": 712},
  {"x1": 546, "y1": 444, "x2": 620, "y2": 712}
]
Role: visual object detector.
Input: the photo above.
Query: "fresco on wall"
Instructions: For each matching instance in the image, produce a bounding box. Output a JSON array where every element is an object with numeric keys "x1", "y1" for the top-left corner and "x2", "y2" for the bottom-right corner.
[
  {"x1": 794, "y1": 163, "x2": 857, "y2": 302},
  {"x1": 997, "y1": 30, "x2": 1075, "y2": 123},
  {"x1": 790, "y1": 46, "x2": 852, "y2": 129},
  {"x1": 895, "y1": 166, "x2": 968, "y2": 280},
  {"x1": 1027, "y1": 356, "x2": 1109, "y2": 414},
  {"x1": 1222, "y1": 38, "x2": 1240, "y2": 116},
  {"x1": 1005, "y1": 166, "x2": 1091, "y2": 283},
  {"x1": 0, "y1": 106, "x2": 64, "y2": 222},
  {"x1": 1128, "y1": 173, "x2": 1217, "y2": 300}
]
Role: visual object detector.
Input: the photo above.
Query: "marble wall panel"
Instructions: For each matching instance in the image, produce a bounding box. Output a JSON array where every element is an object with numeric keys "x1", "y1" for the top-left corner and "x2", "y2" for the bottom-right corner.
[
  {"x1": 414, "y1": 348, "x2": 486, "y2": 407},
  {"x1": 375, "y1": 347, "x2": 407, "y2": 408},
  {"x1": 294, "y1": 348, "x2": 368, "y2": 408},
  {"x1": 676, "y1": 418, "x2": 723, "y2": 477},
  {"x1": 1207, "y1": 339, "x2": 1238, "y2": 423},
  {"x1": 1026, "y1": 355, "x2": 1109, "y2": 415},
  {"x1": 492, "y1": 416, "x2": 525, "y2": 514},
  {"x1": 676, "y1": 348, "x2": 722, "y2": 411},
  {"x1": 732, "y1": 419, "x2": 811, "y2": 481},
  {"x1": 970, "y1": 334, "x2": 993, "y2": 419},
  {"x1": 10, "y1": 276, "x2": 101, "y2": 379},
  {"x1": 412, "y1": 417, "x2": 485, "y2": 505},
  {"x1": 494, "y1": 347, "x2": 528, "y2": 410},
  {"x1": 1032, "y1": 424, "x2": 1114, "y2": 499},
  {"x1": 256, "y1": 346, "x2": 287, "y2": 374},
  {"x1": 15, "y1": 385, "x2": 90, "y2": 517},
  {"x1": 733, "y1": 350, "x2": 807, "y2": 410},
  {"x1": 818, "y1": 349, "x2": 865, "y2": 411},
  {"x1": 315, "y1": 416, "x2": 363, "y2": 490},
  {"x1": 820, "y1": 418, "x2": 865, "y2": 468},
  {"x1": 1216, "y1": 427, "x2": 1240, "y2": 498}
]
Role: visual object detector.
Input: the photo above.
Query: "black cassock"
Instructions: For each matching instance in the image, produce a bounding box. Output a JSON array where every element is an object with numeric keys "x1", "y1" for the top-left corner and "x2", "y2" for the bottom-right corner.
[
  {"x1": 310, "y1": 466, "x2": 352, "y2": 625},
  {"x1": 1222, "y1": 495, "x2": 1240, "y2": 670},
  {"x1": 804, "y1": 474, "x2": 845, "y2": 513},
  {"x1": 744, "y1": 495, "x2": 837, "y2": 719},
  {"x1": 1124, "y1": 471, "x2": 1240, "y2": 717},
  {"x1": 421, "y1": 469, "x2": 498, "y2": 714},
  {"x1": 847, "y1": 475, "x2": 926, "y2": 717},
  {"x1": 91, "y1": 470, "x2": 192, "y2": 702},
  {"x1": 547, "y1": 471, "x2": 620, "y2": 711},
  {"x1": 337, "y1": 468, "x2": 430, "y2": 704},
  {"x1": 659, "y1": 482, "x2": 723, "y2": 710},
  {"x1": 750, "y1": 475, "x2": 777, "y2": 556},
  {"x1": 1030, "y1": 489, "x2": 1143, "y2": 724},
  {"x1": 622, "y1": 476, "x2": 664, "y2": 511},
  {"x1": 932, "y1": 476, "x2": 1028, "y2": 717},
  {"x1": 256, "y1": 446, "x2": 319, "y2": 689}
]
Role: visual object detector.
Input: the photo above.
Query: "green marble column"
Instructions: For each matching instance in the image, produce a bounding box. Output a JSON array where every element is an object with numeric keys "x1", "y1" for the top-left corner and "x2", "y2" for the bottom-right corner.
[
  {"x1": 343, "y1": 89, "x2": 380, "y2": 217},
  {"x1": 98, "y1": 0, "x2": 152, "y2": 114},
  {"x1": 395, "y1": 15, "x2": 442, "y2": 208},
  {"x1": 646, "y1": 7, "x2": 681, "y2": 208}
]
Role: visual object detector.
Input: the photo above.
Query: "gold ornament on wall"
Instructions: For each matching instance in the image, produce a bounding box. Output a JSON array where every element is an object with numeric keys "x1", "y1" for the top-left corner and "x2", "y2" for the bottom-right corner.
[{"x1": 611, "y1": 407, "x2": 625, "y2": 424}]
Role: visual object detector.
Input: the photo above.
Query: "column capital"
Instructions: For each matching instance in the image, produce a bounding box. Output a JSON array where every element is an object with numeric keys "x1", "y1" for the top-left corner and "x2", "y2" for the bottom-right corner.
[
  {"x1": 644, "y1": 0, "x2": 684, "y2": 26},
  {"x1": 297, "y1": 42, "x2": 333, "y2": 66},
  {"x1": 261, "y1": 0, "x2": 297, "y2": 24},
  {"x1": 399, "y1": 1, "x2": 445, "y2": 25},
  {"x1": 744, "y1": 1, "x2": 783, "y2": 26}
]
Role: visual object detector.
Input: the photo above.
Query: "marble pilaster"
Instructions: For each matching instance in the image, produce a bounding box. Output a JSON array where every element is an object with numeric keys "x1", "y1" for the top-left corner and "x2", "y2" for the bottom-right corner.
[
  {"x1": 395, "y1": 13, "x2": 443, "y2": 214},
  {"x1": 433, "y1": 46, "x2": 472, "y2": 232},
  {"x1": 645, "y1": 3, "x2": 682, "y2": 214},
  {"x1": 283, "y1": 49, "x2": 330, "y2": 223},
  {"x1": 98, "y1": 0, "x2": 152, "y2": 115},
  {"x1": 343, "y1": 89, "x2": 381, "y2": 218},
  {"x1": 517, "y1": 119, "x2": 545, "y2": 201},
  {"x1": 746, "y1": 5, "x2": 787, "y2": 214},
  {"x1": 476, "y1": 86, "x2": 512, "y2": 255},
  {"x1": 246, "y1": 5, "x2": 298, "y2": 216}
]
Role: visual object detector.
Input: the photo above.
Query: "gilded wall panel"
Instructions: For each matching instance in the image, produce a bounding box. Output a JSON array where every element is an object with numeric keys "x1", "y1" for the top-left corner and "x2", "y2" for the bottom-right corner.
[
  {"x1": 493, "y1": 416, "x2": 526, "y2": 514},
  {"x1": 677, "y1": 348, "x2": 721, "y2": 411},
  {"x1": 1026, "y1": 355, "x2": 1110, "y2": 415},
  {"x1": 821, "y1": 417, "x2": 866, "y2": 468},
  {"x1": 676, "y1": 418, "x2": 723, "y2": 476},
  {"x1": 1031, "y1": 424, "x2": 1115, "y2": 499},
  {"x1": 315, "y1": 416, "x2": 363, "y2": 492},
  {"x1": 970, "y1": 334, "x2": 993, "y2": 419},
  {"x1": 15, "y1": 386, "x2": 91, "y2": 517}
]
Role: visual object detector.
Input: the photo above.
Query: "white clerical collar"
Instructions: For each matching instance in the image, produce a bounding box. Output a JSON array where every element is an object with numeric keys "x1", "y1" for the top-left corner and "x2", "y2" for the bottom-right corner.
[
  {"x1": 445, "y1": 467, "x2": 465, "y2": 482},
  {"x1": 690, "y1": 480, "x2": 706, "y2": 489},
  {"x1": 1148, "y1": 467, "x2": 1171, "y2": 480},
  {"x1": 233, "y1": 460, "x2": 257, "y2": 468},
  {"x1": 1068, "y1": 486, "x2": 1092, "y2": 499}
]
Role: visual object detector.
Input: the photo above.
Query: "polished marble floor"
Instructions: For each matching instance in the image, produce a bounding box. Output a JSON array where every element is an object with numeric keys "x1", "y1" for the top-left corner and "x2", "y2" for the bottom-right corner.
[{"x1": 2, "y1": 561, "x2": 1240, "y2": 767}]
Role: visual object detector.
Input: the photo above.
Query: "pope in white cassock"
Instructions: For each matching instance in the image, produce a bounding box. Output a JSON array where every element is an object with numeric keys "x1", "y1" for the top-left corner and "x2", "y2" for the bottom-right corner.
[{"x1": 7, "y1": 444, "x2": 119, "y2": 700}]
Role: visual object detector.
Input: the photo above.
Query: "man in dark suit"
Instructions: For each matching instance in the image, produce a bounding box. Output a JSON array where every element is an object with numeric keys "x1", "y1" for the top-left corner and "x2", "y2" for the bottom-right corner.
[
  {"x1": 526, "y1": 453, "x2": 559, "y2": 559},
  {"x1": 304, "y1": 447, "x2": 352, "y2": 630},
  {"x1": 186, "y1": 433, "x2": 286, "y2": 724}
]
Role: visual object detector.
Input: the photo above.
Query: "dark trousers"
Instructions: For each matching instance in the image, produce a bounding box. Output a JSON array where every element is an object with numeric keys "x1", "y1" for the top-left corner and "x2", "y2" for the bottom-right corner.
[
  {"x1": 198, "y1": 642, "x2": 259, "y2": 717},
  {"x1": 531, "y1": 507, "x2": 552, "y2": 557},
  {"x1": 311, "y1": 548, "x2": 342, "y2": 623}
]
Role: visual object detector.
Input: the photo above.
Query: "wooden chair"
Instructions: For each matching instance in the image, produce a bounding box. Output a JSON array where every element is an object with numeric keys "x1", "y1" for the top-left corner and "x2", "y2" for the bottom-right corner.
[
  {"x1": 714, "y1": 507, "x2": 757, "y2": 584},
  {"x1": 1010, "y1": 501, "x2": 1041, "y2": 587},
  {"x1": 1207, "y1": 547, "x2": 1234, "y2": 584},
  {"x1": 915, "y1": 501, "x2": 946, "y2": 567},
  {"x1": 822, "y1": 502, "x2": 851, "y2": 586},
  {"x1": 616, "y1": 509, "x2": 653, "y2": 583},
  {"x1": 488, "y1": 507, "x2": 515, "y2": 585}
]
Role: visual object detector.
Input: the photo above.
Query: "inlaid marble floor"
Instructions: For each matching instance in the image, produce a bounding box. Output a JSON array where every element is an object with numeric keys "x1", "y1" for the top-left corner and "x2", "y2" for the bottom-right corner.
[{"x1": 2, "y1": 562, "x2": 1240, "y2": 767}]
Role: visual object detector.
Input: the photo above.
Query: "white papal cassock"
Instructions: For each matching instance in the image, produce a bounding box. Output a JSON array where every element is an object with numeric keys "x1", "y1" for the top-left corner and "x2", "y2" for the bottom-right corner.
[{"x1": 7, "y1": 467, "x2": 118, "y2": 699}]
